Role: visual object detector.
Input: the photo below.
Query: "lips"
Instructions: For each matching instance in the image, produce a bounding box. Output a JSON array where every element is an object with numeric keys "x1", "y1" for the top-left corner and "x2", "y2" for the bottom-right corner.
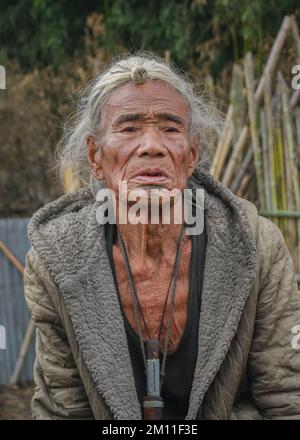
[{"x1": 132, "y1": 168, "x2": 169, "y2": 183}]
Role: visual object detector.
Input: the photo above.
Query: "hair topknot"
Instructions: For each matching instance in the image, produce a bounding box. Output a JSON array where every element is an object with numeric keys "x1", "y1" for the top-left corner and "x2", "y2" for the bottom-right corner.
[{"x1": 130, "y1": 66, "x2": 148, "y2": 84}]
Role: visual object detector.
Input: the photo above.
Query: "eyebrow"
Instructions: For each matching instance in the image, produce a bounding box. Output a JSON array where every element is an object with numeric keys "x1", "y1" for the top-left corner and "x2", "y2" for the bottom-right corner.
[{"x1": 113, "y1": 112, "x2": 185, "y2": 126}]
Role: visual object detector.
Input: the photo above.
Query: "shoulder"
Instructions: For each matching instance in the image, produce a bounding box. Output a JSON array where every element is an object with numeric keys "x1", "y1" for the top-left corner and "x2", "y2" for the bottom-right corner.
[
  {"x1": 236, "y1": 196, "x2": 283, "y2": 248},
  {"x1": 24, "y1": 246, "x2": 62, "y2": 325},
  {"x1": 235, "y1": 196, "x2": 290, "y2": 284},
  {"x1": 26, "y1": 185, "x2": 100, "y2": 280},
  {"x1": 24, "y1": 186, "x2": 96, "y2": 318},
  {"x1": 27, "y1": 186, "x2": 95, "y2": 244}
]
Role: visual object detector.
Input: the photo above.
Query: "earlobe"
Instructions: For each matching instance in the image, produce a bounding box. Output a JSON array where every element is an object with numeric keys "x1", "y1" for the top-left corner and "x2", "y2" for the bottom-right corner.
[
  {"x1": 87, "y1": 136, "x2": 104, "y2": 180},
  {"x1": 92, "y1": 162, "x2": 104, "y2": 180}
]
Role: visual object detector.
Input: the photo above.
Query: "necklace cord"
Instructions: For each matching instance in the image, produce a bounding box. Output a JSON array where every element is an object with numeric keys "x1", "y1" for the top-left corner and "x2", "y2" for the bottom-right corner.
[
  {"x1": 117, "y1": 231, "x2": 149, "y2": 369},
  {"x1": 159, "y1": 226, "x2": 185, "y2": 390},
  {"x1": 117, "y1": 225, "x2": 186, "y2": 389}
]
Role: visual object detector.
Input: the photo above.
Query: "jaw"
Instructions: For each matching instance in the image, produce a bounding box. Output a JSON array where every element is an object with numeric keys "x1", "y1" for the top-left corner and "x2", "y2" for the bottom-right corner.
[{"x1": 114, "y1": 183, "x2": 184, "y2": 227}]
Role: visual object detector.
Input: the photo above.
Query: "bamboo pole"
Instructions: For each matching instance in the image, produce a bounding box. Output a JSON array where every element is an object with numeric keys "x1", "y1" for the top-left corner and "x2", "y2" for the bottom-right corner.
[
  {"x1": 238, "y1": 167, "x2": 256, "y2": 198},
  {"x1": 259, "y1": 210, "x2": 300, "y2": 218},
  {"x1": 0, "y1": 241, "x2": 24, "y2": 274},
  {"x1": 244, "y1": 52, "x2": 265, "y2": 209},
  {"x1": 260, "y1": 108, "x2": 271, "y2": 210},
  {"x1": 63, "y1": 166, "x2": 81, "y2": 193},
  {"x1": 290, "y1": 88, "x2": 300, "y2": 110},
  {"x1": 222, "y1": 126, "x2": 249, "y2": 187},
  {"x1": 255, "y1": 16, "x2": 292, "y2": 100},
  {"x1": 230, "y1": 147, "x2": 253, "y2": 194},
  {"x1": 236, "y1": 171, "x2": 254, "y2": 198},
  {"x1": 210, "y1": 104, "x2": 233, "y2": 179},
  {"x1": 164, "y1": 50, "x2": 171, "y2": 64},
  {"x1": 281, "y1": 87, "x2": 296, "y2": 253},
  {"x1": 274, "y1": 76, "x2": 287, "y2": 232},
  {"x1": 220, "y1": 64, "x2": 246, "y2": 186},
  {"x1": 290, "y1": 15, "x2": 300, "y2": 63},
  {"x1": 282, "y1": 109, "x2": 294, "y2": 241},
  {"x1": 205, "y1": 76, "x2": 220, "y2": 152},
  {"x1": 263, "y1": 72, "x2": 278, "y2": 214},
  {"x1": 230, "y1": 64, "x2": 246, "y2": 143},
  {"x1": 9, "y1": 321, "x2": 35, "y2": 385},
  {"x1": 295, "y1": 107, "x2": 300, "y2": 166}
]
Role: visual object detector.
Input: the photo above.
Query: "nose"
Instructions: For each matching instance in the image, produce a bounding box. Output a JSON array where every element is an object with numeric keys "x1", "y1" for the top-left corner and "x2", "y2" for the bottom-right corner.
[{"x1": 136, "y1": 127, "x2": 167, "y2": 158}]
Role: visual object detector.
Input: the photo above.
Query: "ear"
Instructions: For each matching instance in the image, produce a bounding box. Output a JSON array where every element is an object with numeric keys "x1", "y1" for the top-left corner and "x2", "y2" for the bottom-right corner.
[
  {"x1": 187, "y1": 133, "x2": 200, "y2": 177},
  {"x1": 87, "y1": 135, "x2": 104, "y2": 180}
]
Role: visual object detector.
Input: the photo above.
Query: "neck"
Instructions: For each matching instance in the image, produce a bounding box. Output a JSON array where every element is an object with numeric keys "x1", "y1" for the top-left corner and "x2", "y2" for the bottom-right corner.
[{"x1": 117, "y1": 222, "x2": 185, "y2": 263}]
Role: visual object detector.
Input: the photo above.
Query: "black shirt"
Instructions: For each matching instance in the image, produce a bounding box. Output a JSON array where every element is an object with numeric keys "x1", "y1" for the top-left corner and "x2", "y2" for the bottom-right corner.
[{"x1": 105, "y1": 222, "x2": 207, "y2": 419}]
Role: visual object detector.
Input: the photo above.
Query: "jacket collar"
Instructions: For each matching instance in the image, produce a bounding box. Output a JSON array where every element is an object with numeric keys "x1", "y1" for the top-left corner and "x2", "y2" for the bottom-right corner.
[{"x1": 28, "y1": 168, "x2": 257, "y2": 420}]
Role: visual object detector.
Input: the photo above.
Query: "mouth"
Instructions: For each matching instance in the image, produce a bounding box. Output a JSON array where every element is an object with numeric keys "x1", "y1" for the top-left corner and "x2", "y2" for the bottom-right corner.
[{"x1": 132, "y1": 168, "x2": 169, "y2": 184}]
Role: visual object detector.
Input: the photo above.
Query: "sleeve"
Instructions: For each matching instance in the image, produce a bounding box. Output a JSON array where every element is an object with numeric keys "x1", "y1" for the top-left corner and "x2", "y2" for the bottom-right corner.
[
  {"x1": 23, "y1": 246, "x2": 94, "y2": 420},
  {"x1": 248, "y1": 220, "x2": 300, "y2": 419}
]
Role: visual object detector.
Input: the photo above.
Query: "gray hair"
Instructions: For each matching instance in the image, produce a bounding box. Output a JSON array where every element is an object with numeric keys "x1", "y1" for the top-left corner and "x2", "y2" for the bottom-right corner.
[{"x1": 55, "y1": 52, "x2": 225, "y2": 194}]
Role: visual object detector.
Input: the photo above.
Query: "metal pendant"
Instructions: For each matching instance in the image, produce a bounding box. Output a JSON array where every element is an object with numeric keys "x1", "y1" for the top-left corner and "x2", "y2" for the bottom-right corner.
[{"x1": 143, "y1": 339, "x2": 164, "y2": 420}]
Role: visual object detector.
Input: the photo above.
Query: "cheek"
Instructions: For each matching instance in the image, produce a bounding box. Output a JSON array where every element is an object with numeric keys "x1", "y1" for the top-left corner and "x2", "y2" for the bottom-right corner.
[
  {"x1": 169, "y1": 141, "x2": 191, "y2": 171},
  {"x1": 100, "y1": 140, "x2": 132, "y2": 183},
  {"x1": 172, "y1": 146, "x2": 193, "y2": 187}
]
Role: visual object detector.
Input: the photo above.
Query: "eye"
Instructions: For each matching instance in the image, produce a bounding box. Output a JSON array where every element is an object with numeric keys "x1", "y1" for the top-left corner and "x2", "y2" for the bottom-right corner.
[
  {"x1": 121, "y1": 126, "x2": 137, "y2": 133},
  {"x1": 164, "y1": 126, "x2": 179, "y2": 133}
]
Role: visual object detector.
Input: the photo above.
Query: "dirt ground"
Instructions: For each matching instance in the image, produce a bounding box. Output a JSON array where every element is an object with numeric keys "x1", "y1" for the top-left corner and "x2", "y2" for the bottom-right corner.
[{"x1": 0, "y1": 382, "x2": 34, "y2": 420}]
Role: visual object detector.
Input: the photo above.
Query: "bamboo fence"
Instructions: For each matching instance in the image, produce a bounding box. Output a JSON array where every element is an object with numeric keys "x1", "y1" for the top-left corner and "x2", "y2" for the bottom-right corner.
[{"x1": 210, "y1": 15, "x2": 300, "y2": 280}]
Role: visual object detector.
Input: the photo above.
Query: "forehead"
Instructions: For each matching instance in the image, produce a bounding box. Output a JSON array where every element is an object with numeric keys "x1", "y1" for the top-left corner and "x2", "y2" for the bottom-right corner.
[{"x1": 101, "y1": 79, "x2": 191, "y2": 124}]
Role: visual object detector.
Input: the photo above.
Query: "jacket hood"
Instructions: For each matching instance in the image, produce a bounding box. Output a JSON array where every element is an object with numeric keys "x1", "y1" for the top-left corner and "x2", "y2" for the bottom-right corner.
[{"x1": 27, "y1": 166, "x2": 258, "y2": 420}]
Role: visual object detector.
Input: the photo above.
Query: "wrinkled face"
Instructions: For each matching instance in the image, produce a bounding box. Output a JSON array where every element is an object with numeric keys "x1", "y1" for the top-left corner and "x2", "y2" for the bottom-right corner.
[{"x1": 87, "y1": 79, "x2": 199, "y2": 196}]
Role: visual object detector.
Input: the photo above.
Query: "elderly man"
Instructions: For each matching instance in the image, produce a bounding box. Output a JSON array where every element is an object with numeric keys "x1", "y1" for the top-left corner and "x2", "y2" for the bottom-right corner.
[{"x1": 24, "y1": 54, "x2": 300, "y2": 420}]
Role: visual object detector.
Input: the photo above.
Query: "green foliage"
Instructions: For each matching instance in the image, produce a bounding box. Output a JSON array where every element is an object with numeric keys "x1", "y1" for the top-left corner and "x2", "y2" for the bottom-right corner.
[
  {"x1": 0, "y1": 0, "x2": 299, "y2": 75},
  {"x1": 213, "y1": 0, "x2": 299, "y2": 61},
  {"x1": 0, "y1": 0, "x2": 99, "y2": 69},
  {"x1": 103, "y1": 0, "x2": 194, "y2": 64}
]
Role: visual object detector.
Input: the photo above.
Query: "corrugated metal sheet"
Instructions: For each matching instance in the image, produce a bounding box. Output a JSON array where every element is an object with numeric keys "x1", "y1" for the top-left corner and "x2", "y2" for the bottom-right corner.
[{"x1": 0, "y1": 218, "x2": 35, "y2": 384}]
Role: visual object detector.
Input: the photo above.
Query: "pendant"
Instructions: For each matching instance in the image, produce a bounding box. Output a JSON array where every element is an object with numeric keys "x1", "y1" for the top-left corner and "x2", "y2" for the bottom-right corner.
[
  {"x1": 143, "y1": 395, "x2": 164, "y2": 420},
  {"x1": 143, "y1": 339, "x2": 164, "y2": 420}
]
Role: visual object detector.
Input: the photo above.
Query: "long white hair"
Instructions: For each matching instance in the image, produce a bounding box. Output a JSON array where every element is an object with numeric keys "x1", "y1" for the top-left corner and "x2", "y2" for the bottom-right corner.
[{"x1": 55, "y1": 52, "x2": 225, "y2": 194}]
